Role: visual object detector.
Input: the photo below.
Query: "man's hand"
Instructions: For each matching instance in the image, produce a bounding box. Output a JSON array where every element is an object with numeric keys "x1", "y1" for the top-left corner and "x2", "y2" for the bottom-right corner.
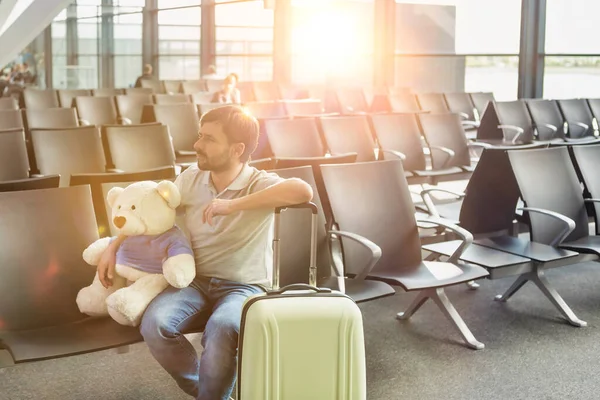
[
  {"x1": 98, "y1": 235, "x2": 126, "y2": 288},
  {"x1": 203, "y1": 198, "x2": 236, "y2": 226}
]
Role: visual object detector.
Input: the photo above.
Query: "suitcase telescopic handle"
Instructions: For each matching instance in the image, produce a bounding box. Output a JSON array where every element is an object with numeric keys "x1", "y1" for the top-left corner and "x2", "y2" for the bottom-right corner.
[
  {"x1": 269, "y1": 283, "x2": 332, "y2": 295},
  {"x1": 273, "y1": 202, "x2": 319, "y2": 290}
]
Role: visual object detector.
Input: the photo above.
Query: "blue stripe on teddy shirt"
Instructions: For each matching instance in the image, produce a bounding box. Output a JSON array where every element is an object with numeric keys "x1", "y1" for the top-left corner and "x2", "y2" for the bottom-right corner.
[{"x1": 113, "y1": 226, "x2": 193, "y2": 274}]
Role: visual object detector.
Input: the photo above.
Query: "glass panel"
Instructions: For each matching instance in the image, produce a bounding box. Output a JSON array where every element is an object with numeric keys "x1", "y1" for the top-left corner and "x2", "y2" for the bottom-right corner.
[
  {"x1": 394, "y1": 55, "x2": 518, "y2": 100},
  {"x1": 394, "y1": 0, "x2": 521, "y2": 54},
  {"x1": 215, "y1": 27, "x2": 272, "y2": 42},
  {"x1": 159, "y1": 25, "x2": 201, "y2": 41},
  {"x1": 158, "y1": 56, "x2": 201, "y2": 80},
  {"x1": 215, "y1": 1, "x2": 274, "y2": 27},
  {"x1": 215, "y1": 56, "x2": 273, "y2": 81},
  {"x1": 543, "y1": 57, "x2": 600, "y2": 99},
  {"x1": 545, "y1": 0, "x2": 600, "y2": 54},
  {"x1": 159, "y1": 40, "x2": 201, "y2": 55},
  {"x1": 158, "y1": 7, "x2": 201, "y2": 25},
  {"x1": 115, "y1": 55, "x2": 143, "y2": 88},
  {"x1": 158, "y1": 0, "x2": 200, "y2": 7},
  {"x1": 291, "y1": 0, "x2": 374, "y2": 85}
]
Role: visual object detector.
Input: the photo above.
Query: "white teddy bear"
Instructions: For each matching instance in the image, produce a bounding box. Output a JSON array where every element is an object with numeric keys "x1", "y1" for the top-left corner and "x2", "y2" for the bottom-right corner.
[{"x1": 76, "y1": 180, "x2": 196, "y2": 327}]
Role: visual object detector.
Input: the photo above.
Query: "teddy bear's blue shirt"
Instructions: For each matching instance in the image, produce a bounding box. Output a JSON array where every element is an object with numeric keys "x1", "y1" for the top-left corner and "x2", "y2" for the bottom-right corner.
[{"x1": 113, "y1": 226, "x2": 193, "y2": 274}]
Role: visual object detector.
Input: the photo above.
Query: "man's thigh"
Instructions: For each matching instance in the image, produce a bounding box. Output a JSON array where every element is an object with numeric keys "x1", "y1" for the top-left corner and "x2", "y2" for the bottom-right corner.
[
  {"x1": 204, "y1": 281, "x2": 264, "y2": 336},
  {"x1": 141, "y1": 285, "x2": 211, "y2": 334}
]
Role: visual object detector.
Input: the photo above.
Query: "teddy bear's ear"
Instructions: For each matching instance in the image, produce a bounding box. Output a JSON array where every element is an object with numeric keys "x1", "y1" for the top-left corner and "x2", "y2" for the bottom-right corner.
[
  {"x1": 107, "y1": 187, "x2": 125, "y2": 209},
  {"x1": 156, "y1": 180, "x2": 181, "y2": 209}
]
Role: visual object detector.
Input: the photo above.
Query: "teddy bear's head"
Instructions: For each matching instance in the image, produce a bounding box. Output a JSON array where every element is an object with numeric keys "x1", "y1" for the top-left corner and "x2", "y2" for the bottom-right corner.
[{"x1": 107, "y1": 180, "x2": 181, "y2": 236}]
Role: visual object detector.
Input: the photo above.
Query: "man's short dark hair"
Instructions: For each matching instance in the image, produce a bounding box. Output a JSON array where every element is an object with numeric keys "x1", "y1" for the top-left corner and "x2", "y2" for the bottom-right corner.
[{"x1": 200, "y1": 105, "x2": 259, "y2": 163}]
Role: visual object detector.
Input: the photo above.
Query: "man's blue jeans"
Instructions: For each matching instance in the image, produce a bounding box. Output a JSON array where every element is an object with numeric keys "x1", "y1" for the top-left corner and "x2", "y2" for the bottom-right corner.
[{"x1": 140, "y1": 276, "x2": 264, "y2": 400}]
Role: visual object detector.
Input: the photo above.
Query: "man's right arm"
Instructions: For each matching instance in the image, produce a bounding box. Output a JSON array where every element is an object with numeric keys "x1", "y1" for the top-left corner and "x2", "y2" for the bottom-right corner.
[{"x1": 98, "y1": 234, "x2": 127, "y2": 288}]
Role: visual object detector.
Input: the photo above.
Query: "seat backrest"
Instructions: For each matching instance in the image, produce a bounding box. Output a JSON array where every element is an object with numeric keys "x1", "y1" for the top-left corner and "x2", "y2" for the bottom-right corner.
[
  {"x1": 253, "y1": 82, "x2": 280, "y2": 102},
  {"x1": 31, "y1": 126, "x2": 106, "y2": 186},
  {"x1": 469, "y1": 92, "x2": 495, "y2": 119},
  {"x1": 76, "y1": 96, "x2": 119, "y2": 126},
  {"x1": 283, "y1": 99, "x2": 323, "y2": 116},
  {"x1": 418, "y1": 113, "x2": 471, "y2": 169},
  {"x1": 245, "y1": 101, "x2": 287, "y2": 120},
  {"x1": 197, "y1": 103, "x2": 225, "y2": 116},
  {"x1": 58, "y1": 89, "x2": 91, "y2": 108},
  {"x1": 205, "y1": 79, "x2": 222, "y2": 93},
  {"x1": 151, "y1": 103, "x2": 199, "y2": 152},
  {"x1": 237, "y1": 81, "x2": 256, "y2": 103},
  {"x1": 444, "y1": 93, "x2": 476, "y2": 121},
  {"x1": 0, "y1": 109, "x2": 24, "y2": 129},
  {"x1": 269, "y1": 166, "x2": 331, "y2": 284},
  {"x1": 0, "y1": 186, "x2": 99, "y2": 331},
  {"x1": 25, "y1": 108, "x2": 79, "y2": 129},
  {"x1": 115, "y1": 94, "x2": 154, "y2": 124},
  {"x1": 525, "y1": 99, "x2": 565, "y2": 141},
  {"x1": 0, "y1": 128, "x2": 30, "y2": 181},
  {"x1": 508, "y1": 147, "x2": 589, "y2": 243},
  {"x1": 140, "y1": 79, "x2": 165, "y2": 94},
  {"x1": 458, "y1": 148, "x2": 522, "y2": 235},
  {"x1": 265, "y1": 117, "x2": 325, "y2": 158},
  {"x1": 92, "y1": 88, "x2": 124, "y2": 97},
  {"x1": 319, "y1": 116, "x2": 377, "y2": 162},
  {"x1": 70, "y1": 166, "x2": 176, "y2": 236},
  {"x1": 416, "y1": 93, "x2": 450, "y2": 113},
  {"x1": 0, "y1": 175, "x2": 60, "y2": 192},
  {"x1": 336, "y1": 88, "x2": 369, "y2": 114},
  {"x1": 163, "y1": 80, "x2": 183, "y2": 94},
  {"x1": 153, "y1": 94, "x2": 191, "y2": 105},
  {"x1": 23, "y1": 89, "x2": 59, "y2": 109},
  {"x1": 570, "y1": 143, "x2": 600, "y2": 234},
  {"x1": 191, "y1": 92, "x2": 214, "y2": 104},
  {"x1": 321, "y1": 160, "x2": 422, "y2": 275},
  {"x1": 104, "y1": 124, "x2": 175, "y2": 172},
  {"x1": 388, "y1": 93, "x2": 421, "y2": 113},
  {"x1": 248, "y1": 158, "x2": 275, "y2": 170},
  {"x1": 126, "y1": 87, "x2": 154, "y2": 95},
  {"x1": 370, "y1": 113, "x2": 427, "y2": 171},
  {"x1": 495, "y1": 100, "x2": 535, "y2": 143},
  {"x1": 586, "y1": 98, "x2": 600, "y2": 122},
  {"x1": 0, "y1": 97, "x2": 19, "y2": 110},
  {"x1": 557, "y1": 99, "x2": 595, "y2": 138},
  {"x1": 182, "y1": 80, "x2": 207, "y2": 94}
]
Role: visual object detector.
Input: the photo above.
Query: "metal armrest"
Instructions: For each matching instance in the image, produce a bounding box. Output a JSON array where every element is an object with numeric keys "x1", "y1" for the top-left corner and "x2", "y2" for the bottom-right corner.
[
  {"x1": 519, "y1": 207, "x2": 575, "y2": 246},
  {"x1": 328, "y1": 229, "x2": 382, "y2": 280},
  {"x1": 541, "y1": 123, "x2": 558, "y2": 132},
  {"x1": 584, "y1": 199, "x2": 600, "y2": 204},
  {"x1": 380, "y1": 149, "x2": 406, "y2": 161},
  {"x1": 416, "y1": 217, "x2": 473, "y2": 263},
  {"x1": 458, "y1": 112, "x2": 470, "y2": 120},
  {"x1": 498, "y1": 124, "x2": 524, "y2": 144},
  {"x1": 78, "y1": 119, "x2": 91, "y2": 126},
  {"x1": 461, "y1": 120, "x2": 480, "y2": 128},
  {"x1": 421, "y1": 188, "x2": 465, "y2": 218},
  {"x1": 467, "y1": 142, "x2": 492, "y2": 149},
  {"x1": 566, "y1": 120, "x2": 590, "y2": 136},
  {"x1": 118, "y1": 117, "x2": 132, "y2": 125},
  {"x1": 105, "y1": 168, "x2": 125, "y2": 173},
  {"x1": 429, "y1": 145, "x2": 455, "y2": 169}
]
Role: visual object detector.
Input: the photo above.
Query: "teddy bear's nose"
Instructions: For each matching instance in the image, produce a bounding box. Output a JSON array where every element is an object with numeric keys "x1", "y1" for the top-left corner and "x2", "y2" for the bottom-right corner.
[{"x1": 113, "y1": 216, "x2": 126, "y2": 229}]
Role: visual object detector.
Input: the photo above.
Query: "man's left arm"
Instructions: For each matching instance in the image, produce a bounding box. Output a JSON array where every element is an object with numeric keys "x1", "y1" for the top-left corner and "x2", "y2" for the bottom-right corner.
[{"x1": 202, "y1": 177, "x2": 313, "y2": 225}]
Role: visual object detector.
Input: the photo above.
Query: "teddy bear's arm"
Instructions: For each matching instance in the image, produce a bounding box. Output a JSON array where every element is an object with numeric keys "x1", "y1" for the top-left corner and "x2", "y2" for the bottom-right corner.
[
  {"x1": 162, "y1": 231, "x2": 196, "y2": 288},
  {"x1": 82, "y1": 237, "x2": 114, "y2": 266}
]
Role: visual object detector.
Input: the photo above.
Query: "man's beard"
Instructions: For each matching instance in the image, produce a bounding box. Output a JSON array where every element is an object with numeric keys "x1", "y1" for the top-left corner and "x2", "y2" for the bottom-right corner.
[{"x1": 197, "y1": 150, "x2": 231, "y2": 172}]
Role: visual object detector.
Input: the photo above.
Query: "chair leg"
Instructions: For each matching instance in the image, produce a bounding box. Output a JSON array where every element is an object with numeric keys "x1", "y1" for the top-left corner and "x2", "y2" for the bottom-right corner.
[
  {"x1": 466, "y1": 280, "x2": 480, "y2": 290},
  {"x1": 494, "y1": 274, "x2": 528, "y2": 302},
  {"x1": 396, "y1": 290, "x2": 429, "y2": 320},
  {"x1": 530, "y1": 269, "x2": 587, "y2": 327},
  {"x1": 431, "y1": 288, "x2": 484, "y2": 350}
]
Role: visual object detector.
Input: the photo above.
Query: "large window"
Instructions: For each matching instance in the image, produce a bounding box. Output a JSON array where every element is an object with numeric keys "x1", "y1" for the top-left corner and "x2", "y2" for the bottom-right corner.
[
  {"x1": 157, "y1": 1, "x2": 201, "y2": 80},
  {"x1": 76, "y1": 3, "x2": 101, "y2": 89},
  {"x1": 113, "y1": 1, "x2": 143, "y2": 88},
  {"x1": 394, "y1": 0, "x2": 521, "y2": 99},
  {"x1": 291, "y1": 0, "x2": 374, "y2": 86},
  {"x1": 51, "y1": 10, "x2": 68, "y2": 89},
  {"x1": 543, "y1": 0, "x2": 600, "y2": 99},
  {"x1": 215, "y1": 0, "x2": 274, "y2": 81}
]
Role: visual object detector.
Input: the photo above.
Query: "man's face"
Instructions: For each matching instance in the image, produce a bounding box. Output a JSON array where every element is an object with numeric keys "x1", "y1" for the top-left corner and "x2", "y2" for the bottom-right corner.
[{"x1": 194, "y1": 121, "x2": 242, "y2": 172}]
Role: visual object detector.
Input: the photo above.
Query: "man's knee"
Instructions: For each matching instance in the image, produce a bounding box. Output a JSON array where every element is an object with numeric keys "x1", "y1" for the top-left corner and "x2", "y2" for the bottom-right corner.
[
  {"x1": 140, "y1": 307, "x2": 179, "y2": 343},
  {"x1": 203, "y1": 313, "x2": 240, "y2": 352}
]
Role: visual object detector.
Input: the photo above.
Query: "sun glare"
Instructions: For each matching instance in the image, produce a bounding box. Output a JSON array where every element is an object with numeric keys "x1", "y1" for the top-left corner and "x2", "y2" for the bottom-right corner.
[{"x1": 292, "y1": 2, "x2": 372, "y2": 84}]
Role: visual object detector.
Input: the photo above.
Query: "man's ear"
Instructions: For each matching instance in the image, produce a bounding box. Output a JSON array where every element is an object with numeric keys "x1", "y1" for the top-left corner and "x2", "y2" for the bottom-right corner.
[
  {"x1": 156, "y1": 180, "x2": 181, "y2": 209},
  {"x1": 107, "y1": 187, "x2": 125, "y2": 209},
  {"x1": 232, "y1": 142, "x2": 245, "y2": 160}
]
